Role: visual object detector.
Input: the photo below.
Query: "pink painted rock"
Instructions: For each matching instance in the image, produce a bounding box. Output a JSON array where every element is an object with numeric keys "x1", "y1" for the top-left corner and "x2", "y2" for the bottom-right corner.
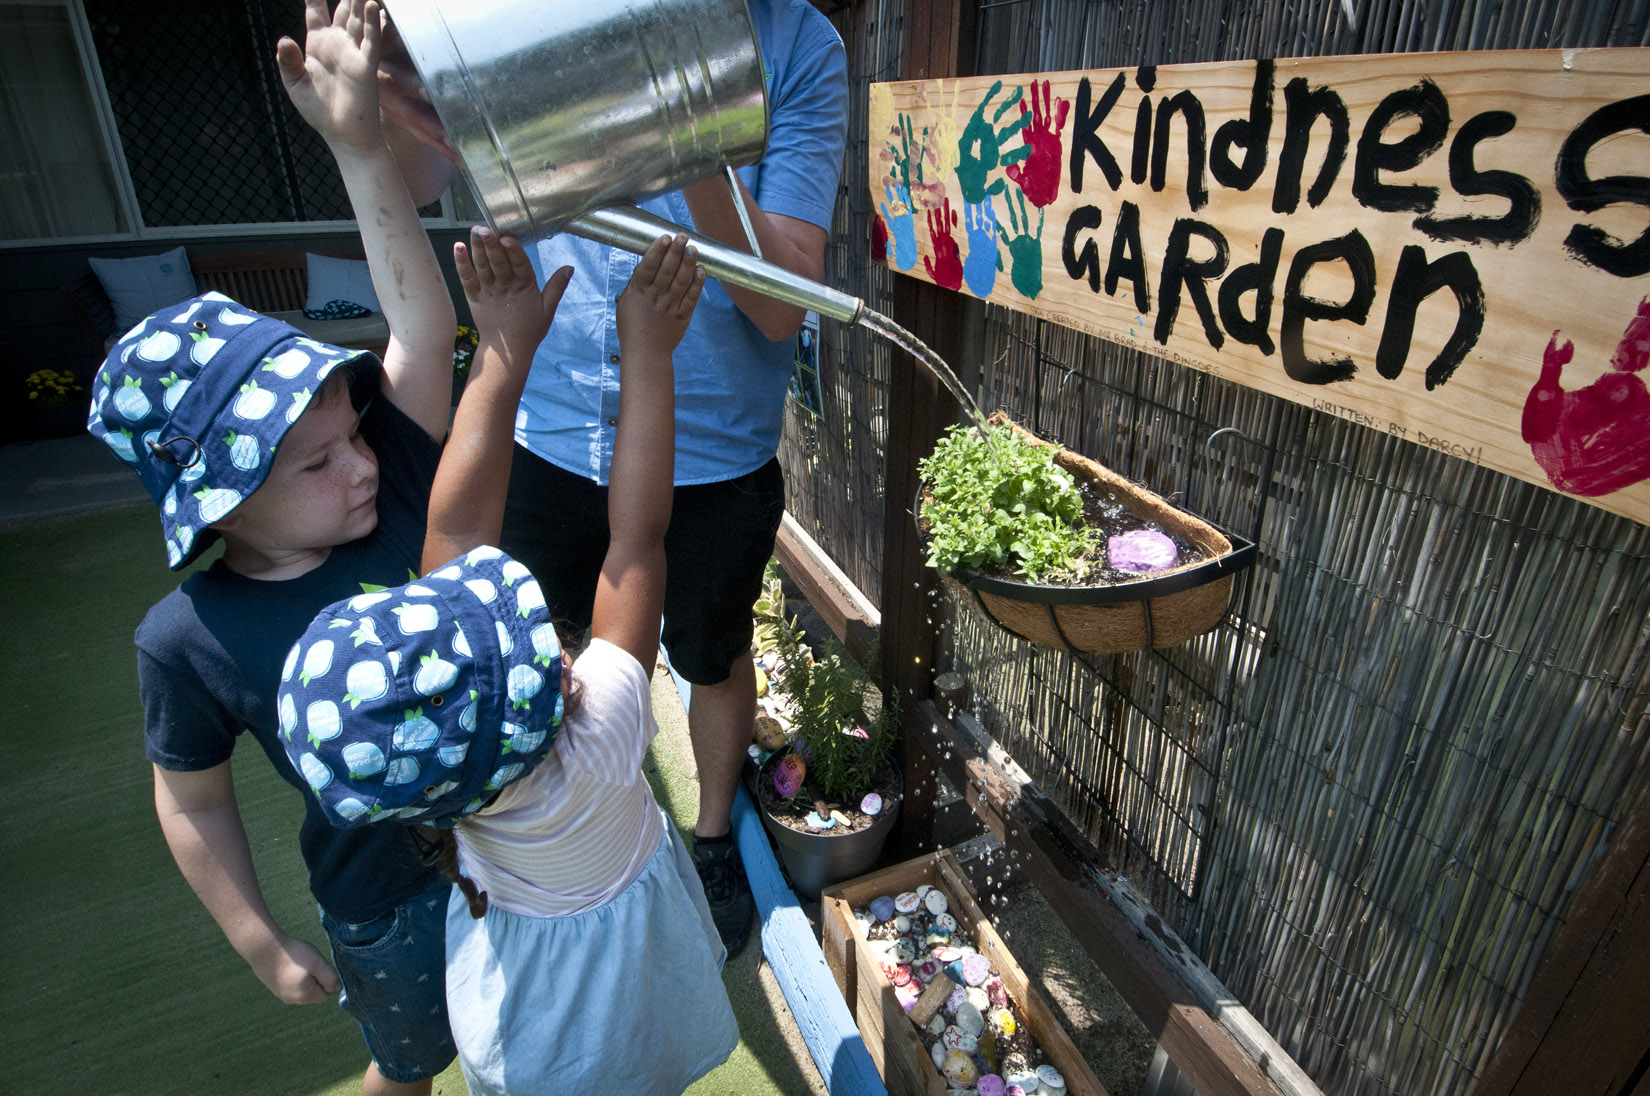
[
  {"x1": 773, "y1": 752, "x2": 806, "y2": 797},
  {"x1": 1108, "y1": 528, "x2": 1179, "y2": 573},
  {"x1": 895, "y1": 981, "x2": 920, "y2": 1012}
]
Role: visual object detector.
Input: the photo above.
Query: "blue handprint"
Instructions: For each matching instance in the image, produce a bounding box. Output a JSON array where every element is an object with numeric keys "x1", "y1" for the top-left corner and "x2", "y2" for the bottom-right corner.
[
  {"x1": 1001, "y1": 189, "x2": 1045, "y2": 300},
  {"x1": 962, "y1": 198, "x2": 999, "y2": 297},
  {"x1": 879, "y1": 184, "x2": 917, "y2": 272}
]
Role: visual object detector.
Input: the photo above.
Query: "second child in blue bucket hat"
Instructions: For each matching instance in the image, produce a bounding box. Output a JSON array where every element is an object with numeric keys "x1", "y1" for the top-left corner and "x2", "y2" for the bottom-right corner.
[
  {"x1": 281, "y1": 230, "x2": 738, "y2": 1095},
  {"x1": 85, "y1": 4, "x2": 566, "y2": 1094}
]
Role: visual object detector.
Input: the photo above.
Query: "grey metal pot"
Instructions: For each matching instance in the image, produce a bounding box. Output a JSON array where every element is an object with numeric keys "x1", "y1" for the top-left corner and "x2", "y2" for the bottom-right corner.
[
  {"x1": 382, "y1": 0, "x2": 864, "y2": 324},
  {"x1": 758, "y1": 752, "x2": 902, "y2": 898}
]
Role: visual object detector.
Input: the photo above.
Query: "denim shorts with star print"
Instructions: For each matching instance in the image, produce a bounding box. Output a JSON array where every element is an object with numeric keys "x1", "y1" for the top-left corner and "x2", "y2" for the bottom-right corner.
[{"x1": 319, "y1": 879, "x2": 457, "y2": 1083}]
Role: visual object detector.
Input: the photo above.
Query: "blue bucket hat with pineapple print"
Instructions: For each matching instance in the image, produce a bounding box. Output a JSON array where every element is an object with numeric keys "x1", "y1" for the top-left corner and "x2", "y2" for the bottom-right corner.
[
  {"x1": 276, "y1": 546, "x2": 565, "y2": 830},
  {"x1": 86, "y1": 291, "x2": 379, "y2": 570}
]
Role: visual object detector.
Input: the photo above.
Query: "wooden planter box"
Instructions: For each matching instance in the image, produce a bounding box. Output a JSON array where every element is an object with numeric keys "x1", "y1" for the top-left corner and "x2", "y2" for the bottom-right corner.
[{"x1": 821, "y1": 849, "x2": 1106, "y2": 1095}]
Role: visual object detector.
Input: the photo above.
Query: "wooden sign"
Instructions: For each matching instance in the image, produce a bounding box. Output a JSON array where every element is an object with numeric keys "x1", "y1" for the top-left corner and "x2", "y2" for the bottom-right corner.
[{"x1": 869, "y1": 49, "x2": 1650, "y2": 525}]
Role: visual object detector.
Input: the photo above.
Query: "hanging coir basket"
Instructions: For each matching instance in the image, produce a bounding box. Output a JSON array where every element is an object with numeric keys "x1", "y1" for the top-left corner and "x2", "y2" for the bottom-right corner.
[{"x1": 917, "y1": 414, "x2": 1255, "y2": 654}]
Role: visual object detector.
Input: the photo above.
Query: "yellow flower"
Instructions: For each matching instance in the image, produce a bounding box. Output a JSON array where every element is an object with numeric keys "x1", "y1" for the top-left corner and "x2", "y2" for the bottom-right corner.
[{"x1": 24, "y1": 368, "x2": 85, "y2": 409}]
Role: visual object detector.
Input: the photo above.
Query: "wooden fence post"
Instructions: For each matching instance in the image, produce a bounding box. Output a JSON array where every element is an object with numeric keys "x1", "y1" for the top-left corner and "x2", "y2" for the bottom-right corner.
[{"x1": 879, "y1": 0, "x2": 978, "y2": 860}]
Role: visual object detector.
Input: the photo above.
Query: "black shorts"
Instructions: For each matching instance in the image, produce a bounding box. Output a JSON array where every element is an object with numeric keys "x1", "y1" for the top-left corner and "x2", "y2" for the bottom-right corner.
[{"x1": 500, "y1": 446, "x2": 785, "y2": 686}]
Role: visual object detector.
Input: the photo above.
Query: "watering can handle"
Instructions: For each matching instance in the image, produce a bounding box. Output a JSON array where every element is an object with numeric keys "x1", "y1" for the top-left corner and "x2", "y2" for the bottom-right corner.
[
  {"x1": 724, "y1": 164, "x2": 764, "y2": 262},
  {"x1": 566, "y1": 204, "x2": 865, "y2": 326}
]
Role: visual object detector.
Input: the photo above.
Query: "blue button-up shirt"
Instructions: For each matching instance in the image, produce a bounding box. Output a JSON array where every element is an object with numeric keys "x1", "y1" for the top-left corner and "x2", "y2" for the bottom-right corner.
[{"x1": 518, "y1": 0, "x2": 849, "y2": 485}]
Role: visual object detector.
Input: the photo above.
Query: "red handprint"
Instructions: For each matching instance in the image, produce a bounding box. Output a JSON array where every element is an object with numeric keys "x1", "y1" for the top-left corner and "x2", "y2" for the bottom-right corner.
[
  {"x1": 1005, "y1": 80, "x2": 1070, "y2": 208},
  {"x1": 924, "y1": 199, "x2": 964, "y2": 292},
  {"x1": 1522, "y1": 297, "x2": 1650, "y2": 496}
]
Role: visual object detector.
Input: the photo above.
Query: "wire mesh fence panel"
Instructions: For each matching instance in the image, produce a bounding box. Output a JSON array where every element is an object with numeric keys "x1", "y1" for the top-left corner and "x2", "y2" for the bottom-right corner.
[
  {"x1": 85, "y1": 0, "x2": 353, "y2": 227},
  {"x1": 784, "y1": 1, "x2": 1650, "y2": 1093}
]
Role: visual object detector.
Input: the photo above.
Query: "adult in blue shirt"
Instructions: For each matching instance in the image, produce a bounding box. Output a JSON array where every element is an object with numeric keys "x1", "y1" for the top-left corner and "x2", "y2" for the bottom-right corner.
[{"x1": 381, "y1": 0, "x2": 849, "y2": 955}]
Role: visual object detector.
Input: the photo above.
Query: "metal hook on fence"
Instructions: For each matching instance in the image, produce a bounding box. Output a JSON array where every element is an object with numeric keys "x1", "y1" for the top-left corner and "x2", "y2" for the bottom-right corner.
[{"x1": 1193, "y1": 425, "x2": 1250, "y2": 516}]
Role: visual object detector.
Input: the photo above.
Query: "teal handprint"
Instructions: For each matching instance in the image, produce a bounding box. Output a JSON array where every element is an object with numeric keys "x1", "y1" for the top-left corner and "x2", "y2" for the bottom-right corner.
[
  {"x1": 956, "y1": 81, "x2": 1030, "y2": 203},
  {"x1": 1001, "y1": 189, "x2": 1045, "y2": 299},
  {"x1": 962, "y1": 198, "x2": 999, "y2": 297}
]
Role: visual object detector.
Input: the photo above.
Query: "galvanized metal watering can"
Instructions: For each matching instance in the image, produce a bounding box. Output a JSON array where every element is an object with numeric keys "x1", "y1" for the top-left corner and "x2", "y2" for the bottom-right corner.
[{"x1": 381, "y1": 0, "x2": 864, "y2": 324}]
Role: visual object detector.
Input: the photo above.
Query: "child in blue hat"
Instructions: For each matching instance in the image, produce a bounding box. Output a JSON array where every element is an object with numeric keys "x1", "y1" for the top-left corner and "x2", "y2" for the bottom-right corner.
[
  {"x1": 280, "y1": 230, "x2": 739, "y2": 1095},
  {"x1": 86, "y1": 4, "x2": 570, "y2": 1093}
]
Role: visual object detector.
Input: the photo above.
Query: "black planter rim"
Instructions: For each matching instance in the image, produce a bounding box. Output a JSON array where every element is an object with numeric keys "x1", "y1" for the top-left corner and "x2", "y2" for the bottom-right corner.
[{"x1": 914, "y1": 489, "x2": 1256, "y2": 607}]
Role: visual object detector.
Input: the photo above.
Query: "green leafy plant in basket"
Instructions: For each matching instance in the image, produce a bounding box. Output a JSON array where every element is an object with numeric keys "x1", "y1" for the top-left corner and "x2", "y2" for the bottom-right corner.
[
  {"x1": 757, "y1": 564, "x2": 897, "y2": 808},
  {"x1": 918, "y1": 423, "x2": 1100, "y2": 583}
]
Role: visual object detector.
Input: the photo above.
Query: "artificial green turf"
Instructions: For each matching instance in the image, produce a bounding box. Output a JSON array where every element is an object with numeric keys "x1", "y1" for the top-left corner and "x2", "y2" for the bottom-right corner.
[{"x1": 0, "y1": 504, "x2": 813, "y2": 1096}]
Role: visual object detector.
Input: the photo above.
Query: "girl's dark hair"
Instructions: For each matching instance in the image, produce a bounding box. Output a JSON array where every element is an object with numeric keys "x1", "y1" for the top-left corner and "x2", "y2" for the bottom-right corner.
[
  {"x1": 414, "y1": 671, "x2": 584, "y2": 920},
  {"x1": 418, "y1": 826, "x2": 489, "y2": 918}
]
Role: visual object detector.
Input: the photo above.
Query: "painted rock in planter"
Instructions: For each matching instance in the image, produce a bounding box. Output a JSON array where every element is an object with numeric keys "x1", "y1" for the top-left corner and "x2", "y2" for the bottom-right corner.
[
  {"x1": 942, "y1": 1048, "x2": 979, "y2": 1086},
  {"x1": 753, "y1": 714, "x2": 788, "y2": 751},
  {"x1": 1108, "y1": 528, "x2": 1179, "y2": 573},
  {"x1": 773, "y1": 752, "x2": 806, "y2": 797}
]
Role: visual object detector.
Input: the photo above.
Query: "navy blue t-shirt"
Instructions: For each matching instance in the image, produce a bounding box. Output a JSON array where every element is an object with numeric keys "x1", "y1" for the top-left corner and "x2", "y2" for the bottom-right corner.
[{"x1": 136, "y1": 398, "x2": 443, "y2": 921}]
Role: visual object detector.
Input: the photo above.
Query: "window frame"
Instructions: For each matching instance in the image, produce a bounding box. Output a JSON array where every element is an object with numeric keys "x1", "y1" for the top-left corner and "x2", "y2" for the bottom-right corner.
[{"x1": 0, "y1": 0, "x2": 467, "y2": 250}]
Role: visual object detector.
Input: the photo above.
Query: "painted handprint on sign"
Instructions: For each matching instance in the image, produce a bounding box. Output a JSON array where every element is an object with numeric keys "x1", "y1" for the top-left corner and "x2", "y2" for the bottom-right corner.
[
  {"x1": 1522, "y1": 298, "x2": 1650, "y2": 496},
  {"x1": 879, "y1": 184, "x2": 918, "y2": 271},
  {"x1": 955, "y1": 81, "x2": 1029, "y2": 203},
  {"x1": 1004, "y1": 80, "x2": 1070, "y2": 208},
  {"x1": 1000, "y1": 189, "x2": 1045, "y2": 299},
  {"x1": 883, "y1": 112, "x2": 922, "y2": 194},
  {"x1": 924, "y1": 198, "x2": 965, "y2": 292},
  {"x1": 962, "y1": 199, "x2": 1000, "y2": 298}
]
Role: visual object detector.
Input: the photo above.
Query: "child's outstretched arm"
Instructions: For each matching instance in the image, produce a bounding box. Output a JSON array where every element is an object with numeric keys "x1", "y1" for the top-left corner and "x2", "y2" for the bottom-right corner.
[
  {"x1": 422, "y1": 229, "x2": 572, "y2": 571},
  {"x1": 275, "y1": 0, "x2": 454, "y2": 442},
  {"x1": 591, "y1": 234, "x2": 704, "y2": 668},
  {"x1": 153, "y1": 763, "x2": 341, "y2": 1004}
]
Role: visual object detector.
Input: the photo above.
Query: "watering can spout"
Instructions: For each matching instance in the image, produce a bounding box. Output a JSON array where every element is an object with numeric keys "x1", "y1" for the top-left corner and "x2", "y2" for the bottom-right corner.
[{"x1": 568, "y1": 205, "x2": 865, "y2": 327}]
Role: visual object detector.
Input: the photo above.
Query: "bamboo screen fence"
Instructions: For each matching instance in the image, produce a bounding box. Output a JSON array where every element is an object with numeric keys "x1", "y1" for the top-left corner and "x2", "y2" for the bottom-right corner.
[{"x1": 781, "y1": 0, "x2": 1650, "y2": 1093}]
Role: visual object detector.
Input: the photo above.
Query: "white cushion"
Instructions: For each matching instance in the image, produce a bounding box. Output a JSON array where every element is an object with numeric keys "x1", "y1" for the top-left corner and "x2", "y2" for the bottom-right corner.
[
  {"x1": 88, "y1": 246, "x2": 199, "y2": 333},
  {"x1": 304, "y1": 253, "x2": 381, "y2": 314}
]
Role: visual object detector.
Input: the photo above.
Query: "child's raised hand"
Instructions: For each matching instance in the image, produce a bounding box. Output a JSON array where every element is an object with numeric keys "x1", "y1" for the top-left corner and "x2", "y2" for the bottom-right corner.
[
  {"x1": 275, "y1": 0, "x2": 383, "y2": 154},
  {"x1": 455, "y1": 227, "x2": 572, "y2": 368},
  {"x1": 617, "y1": 234, "x2": 704, "y2": 362}
]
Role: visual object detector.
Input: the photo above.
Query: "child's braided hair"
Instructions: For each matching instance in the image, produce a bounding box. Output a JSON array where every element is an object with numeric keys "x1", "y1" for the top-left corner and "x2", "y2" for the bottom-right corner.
[{"x1": 414, "y1": 666, "x2": 583, "y2": 920}]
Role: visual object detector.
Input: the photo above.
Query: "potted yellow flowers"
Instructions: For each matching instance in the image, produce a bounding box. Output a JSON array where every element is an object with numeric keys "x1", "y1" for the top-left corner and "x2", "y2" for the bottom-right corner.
[{"x1": 23, "y1": 369, "x2": 88, "y2": 439}]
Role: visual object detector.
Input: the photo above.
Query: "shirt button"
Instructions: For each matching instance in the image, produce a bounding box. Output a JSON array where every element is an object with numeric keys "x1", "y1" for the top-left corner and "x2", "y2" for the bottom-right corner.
[
  {"x1": 607, "y1": 417, "x2": 617, "y2": 426},
  {"x1": 609, "y1": 354, "x2": 620, "y2": 363}
]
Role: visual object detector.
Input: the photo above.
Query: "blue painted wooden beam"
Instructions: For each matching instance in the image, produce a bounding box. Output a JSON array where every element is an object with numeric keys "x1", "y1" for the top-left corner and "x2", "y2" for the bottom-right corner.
[{"x1": 666, "y1": 666, "x2": 886, "y2": 1096}]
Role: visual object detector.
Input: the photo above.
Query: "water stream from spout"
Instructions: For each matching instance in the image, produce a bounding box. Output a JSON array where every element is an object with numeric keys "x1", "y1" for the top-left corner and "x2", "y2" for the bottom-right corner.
[{"x1": 857, "y1": 307, "x2": 991, "y2": 433}]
